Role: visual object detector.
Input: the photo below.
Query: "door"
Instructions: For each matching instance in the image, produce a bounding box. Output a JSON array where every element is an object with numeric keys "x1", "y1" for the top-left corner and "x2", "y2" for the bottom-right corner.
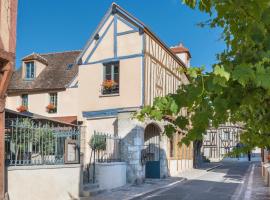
[{"x1": 143, "y1": 124, "x2": 161, "y2": 178}]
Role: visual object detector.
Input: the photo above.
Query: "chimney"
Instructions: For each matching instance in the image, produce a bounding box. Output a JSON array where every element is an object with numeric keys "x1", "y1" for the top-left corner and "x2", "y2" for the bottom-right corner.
[{"x1": 171, "y1": 43, "x2": 191, "y2": 67}]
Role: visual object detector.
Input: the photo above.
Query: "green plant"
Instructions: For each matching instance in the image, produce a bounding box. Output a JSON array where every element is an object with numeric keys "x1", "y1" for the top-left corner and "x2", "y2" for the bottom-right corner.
[
  {"x1": 137, "y1": 0, "x2": 270, "y2": 151},
  {"x1": 89, "y1": 134, "x2": 106, "y2": 150}
]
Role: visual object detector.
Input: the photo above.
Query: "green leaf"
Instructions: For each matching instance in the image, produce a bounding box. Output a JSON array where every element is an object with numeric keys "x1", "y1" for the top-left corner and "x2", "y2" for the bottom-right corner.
[
  {"x1": 213, "y1": 65, "x2": 230, "y2": 81},
  {"x1": 175, "y1": 116, "x2": 189, "y2": 129},
  {"x1": 232, "y1": 64, "x2": 255, "y2": 86}
]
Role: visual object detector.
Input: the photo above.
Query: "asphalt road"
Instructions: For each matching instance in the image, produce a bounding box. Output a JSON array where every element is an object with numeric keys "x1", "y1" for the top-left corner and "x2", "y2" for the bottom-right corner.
[{"x1": 135, "y1": 162, "x2": 261, "y2": 200}]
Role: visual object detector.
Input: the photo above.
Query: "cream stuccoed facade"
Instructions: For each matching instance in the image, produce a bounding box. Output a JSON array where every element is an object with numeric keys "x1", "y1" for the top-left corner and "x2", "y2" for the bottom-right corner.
[{"x1": 7, "y1": 3, "x2": 193, "y2": 183}]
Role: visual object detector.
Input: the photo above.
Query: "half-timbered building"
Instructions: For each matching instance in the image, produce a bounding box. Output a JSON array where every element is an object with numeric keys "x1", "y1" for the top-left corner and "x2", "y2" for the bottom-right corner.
[{"x1": 6, "y1": 3, "x2": 193, "y2": 184}]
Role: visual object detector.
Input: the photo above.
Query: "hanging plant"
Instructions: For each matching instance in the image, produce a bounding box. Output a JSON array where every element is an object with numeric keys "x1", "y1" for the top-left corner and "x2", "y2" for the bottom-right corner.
[{"x1": 17, "y1": 105, "x2": 27, "y2": 113}]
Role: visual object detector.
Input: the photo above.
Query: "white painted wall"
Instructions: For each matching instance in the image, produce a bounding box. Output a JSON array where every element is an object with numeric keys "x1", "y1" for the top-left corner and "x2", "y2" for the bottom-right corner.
[
  {"x1": 96, "y1": 162, "x2": 126, "y2": 190},
  {"x1": 83, "y1": 117, "x2": 117, "y2": 164},
  {"x1": 7, "y1": 165, "x2": 82, "y2": 200},
  {"x1": 6, "y1": 87, "x2": 78, "y2": 117}
]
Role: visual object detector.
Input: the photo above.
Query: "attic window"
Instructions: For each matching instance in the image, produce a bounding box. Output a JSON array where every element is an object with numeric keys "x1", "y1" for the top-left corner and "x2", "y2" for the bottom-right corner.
[
  {"x1": 25, "y1": 61, "x2": 35, "y2": 79},
  {"x1": 67, "y1": 64, "x2": 73, "y2": 70}
]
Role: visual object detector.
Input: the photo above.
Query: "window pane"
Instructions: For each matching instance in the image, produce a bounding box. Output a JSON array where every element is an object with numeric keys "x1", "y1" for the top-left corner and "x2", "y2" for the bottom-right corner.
[
  {"x1": 114, "y1": 65, "x2": 119, "y2": 74},
  {"x1": 26, "y1": 62, "x2": 35, "y2": 79},
  {"x1": 21, "y1": 94, "x2": 28, "y2": 107},
  {"x1": 114, "y1": 73, "x2": 119, "y2": 83},
  {"x1": 105, "y1": 75, "x2": 111, "y2": 80},
  {"x1": 105, "y1": 65, "x2": 111, "y2": 75}
]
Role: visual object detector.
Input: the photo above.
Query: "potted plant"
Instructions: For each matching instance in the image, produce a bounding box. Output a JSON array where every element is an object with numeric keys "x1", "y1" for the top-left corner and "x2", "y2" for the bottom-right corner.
[
  {"x1": 17, "y1": 105, "x2": 27, "y2": 112},
  {"x1": 46, "y1": 103, "x2": 56, "y2": 113},
  {"x1": 102, "y1": 80, "x2": 118, "y2": 94}
]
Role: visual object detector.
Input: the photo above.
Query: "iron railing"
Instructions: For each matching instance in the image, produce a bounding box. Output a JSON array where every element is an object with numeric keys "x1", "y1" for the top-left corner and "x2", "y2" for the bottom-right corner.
[
  {"x1": 5, "y1": 118, "x2": 80, "y2": 166},
  {"x1": 84, "y1": 131, "x2": 122, "y2": 184}
]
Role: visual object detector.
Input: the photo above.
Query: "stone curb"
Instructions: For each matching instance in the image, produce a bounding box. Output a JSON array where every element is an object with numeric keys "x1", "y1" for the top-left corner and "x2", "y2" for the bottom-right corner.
[
  {"x1": 206, "y1": 164, "x2": 223, "y2": 172},
  {"x1": 125, "y1": 178, "x2": 187, "y2": 200}
]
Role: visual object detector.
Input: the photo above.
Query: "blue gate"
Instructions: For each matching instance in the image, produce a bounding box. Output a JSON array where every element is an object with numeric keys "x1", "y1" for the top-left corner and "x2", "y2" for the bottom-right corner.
[{"x1": 142, "y1": 124, "x2": 161, "y2": 179}]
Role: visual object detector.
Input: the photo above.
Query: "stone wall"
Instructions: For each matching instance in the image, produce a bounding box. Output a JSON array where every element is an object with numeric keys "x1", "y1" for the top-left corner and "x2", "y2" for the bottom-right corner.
[{"x1": 118, "y1": 112, "x2": 145, "y2": 184}]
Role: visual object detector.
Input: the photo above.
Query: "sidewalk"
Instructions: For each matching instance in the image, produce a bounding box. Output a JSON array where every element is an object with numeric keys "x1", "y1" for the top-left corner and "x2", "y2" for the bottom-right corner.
[
  {"x1": 89, "y1": 162, "x2": 221, "y2": 200},
  {"x1": 243, "y1": 163, "x2": 270, "y2": 200}
]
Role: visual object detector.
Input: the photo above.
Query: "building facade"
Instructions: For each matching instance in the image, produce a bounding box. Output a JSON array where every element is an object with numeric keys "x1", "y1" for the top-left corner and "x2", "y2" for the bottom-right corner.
[
  {"x1": 6, "y1": 3, "x2": 193, "y2": 183},
  {"x1": 0, "y1": 0, "x2": 18, "y2": 198}
]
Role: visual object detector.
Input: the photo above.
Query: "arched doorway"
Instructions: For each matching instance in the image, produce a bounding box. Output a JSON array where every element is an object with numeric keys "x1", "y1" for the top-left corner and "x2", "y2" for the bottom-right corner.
[{"x1": 142, "y1": 123, "x2": 162, "y2": 178}]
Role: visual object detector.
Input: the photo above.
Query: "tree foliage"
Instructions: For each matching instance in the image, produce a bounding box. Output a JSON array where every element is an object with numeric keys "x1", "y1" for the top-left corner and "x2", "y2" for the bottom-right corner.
[{"x1": 136, "y1": 0, "x2": 270, "y2": 150}]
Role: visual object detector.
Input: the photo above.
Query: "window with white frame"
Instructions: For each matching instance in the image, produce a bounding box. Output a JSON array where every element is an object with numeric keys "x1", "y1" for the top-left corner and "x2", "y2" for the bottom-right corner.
[
  {"x1": 25, "y1": 61, "x2": 35, "y2": 79},
  {"x1": 47, "y1": 93, "x2": 57, "y2": 113},
  {"x1": 102, "y1": 61, "x2": 119, "y2": 95},
  {"x1": 21, "y1": 94, "x2": 28, "y2": 107}
]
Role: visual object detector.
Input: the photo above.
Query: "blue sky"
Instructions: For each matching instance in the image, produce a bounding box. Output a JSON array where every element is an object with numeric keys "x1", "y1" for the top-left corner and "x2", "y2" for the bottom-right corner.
[{"x1": 16, "y1": 0, "x2": 225, "y2": 71}]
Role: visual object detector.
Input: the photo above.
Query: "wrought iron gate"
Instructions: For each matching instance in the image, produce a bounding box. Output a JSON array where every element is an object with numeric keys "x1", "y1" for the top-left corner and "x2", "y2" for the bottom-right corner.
[{"x1": 142, "y1": 124, "x2": 161, "y2": 179}]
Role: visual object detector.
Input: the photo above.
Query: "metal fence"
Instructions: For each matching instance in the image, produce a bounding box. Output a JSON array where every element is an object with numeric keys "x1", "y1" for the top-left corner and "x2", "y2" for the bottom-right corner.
[
  {"x1": 5, "y1": 118, "x2": 81, "y2": 166},
  {"x1": 84, "y1": 131, "x2": 122, "y2": 184}
]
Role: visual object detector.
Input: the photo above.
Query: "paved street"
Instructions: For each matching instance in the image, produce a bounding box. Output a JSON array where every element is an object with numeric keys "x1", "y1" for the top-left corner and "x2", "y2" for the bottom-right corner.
[{"x1": 133, "y1": 162, "x2": 270, "y2": 200}]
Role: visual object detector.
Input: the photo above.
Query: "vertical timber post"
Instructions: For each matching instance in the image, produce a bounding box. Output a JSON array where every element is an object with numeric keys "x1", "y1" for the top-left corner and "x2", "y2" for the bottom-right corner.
[{"x1": 0, "y1": 0, "x2": 18, "y2": 198}]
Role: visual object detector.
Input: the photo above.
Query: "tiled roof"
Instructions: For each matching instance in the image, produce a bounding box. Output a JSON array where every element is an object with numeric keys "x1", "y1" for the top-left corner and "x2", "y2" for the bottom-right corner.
[
  {"x1": 22, "y1": 53, "x2": 48, "y2": 65},
  {"x1": 171, "y1": 43, "x2": 191, "y2": 58},
  {"x1": 8, "y1": 50, "x2": 81, "y2": 93},
  {"x1": 51, "y1": 116, "x2": 77, "y2": 124}
]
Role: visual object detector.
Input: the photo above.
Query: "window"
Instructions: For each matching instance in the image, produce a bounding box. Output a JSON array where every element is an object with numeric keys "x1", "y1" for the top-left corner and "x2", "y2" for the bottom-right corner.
[
  {"x1": 48, "y1": 93, "x2": 57, "y2": 113},
  {"x1": 25, "y1": 62, "x2": 35, "y2": 79},
  {"x1": 21, "y1": 94, "x2": 28, "y2": 107},
  {"x1": 102, "y1": 61, "x2": 119, "y2": 95}
]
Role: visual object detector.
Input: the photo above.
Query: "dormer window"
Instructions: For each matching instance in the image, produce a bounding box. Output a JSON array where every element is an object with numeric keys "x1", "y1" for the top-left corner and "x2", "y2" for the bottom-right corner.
[{"x1": 25, "y1": 61, "x2": 35, "y2": 79}]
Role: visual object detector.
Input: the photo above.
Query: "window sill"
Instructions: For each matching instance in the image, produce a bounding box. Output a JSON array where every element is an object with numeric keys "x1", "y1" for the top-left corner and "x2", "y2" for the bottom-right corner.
[
  {"x1": 23, "y1": 78, "x2": 35, "y2": 81},
  {"x1": 99, "y1": 93, "x2": 120, "y2": 97}
]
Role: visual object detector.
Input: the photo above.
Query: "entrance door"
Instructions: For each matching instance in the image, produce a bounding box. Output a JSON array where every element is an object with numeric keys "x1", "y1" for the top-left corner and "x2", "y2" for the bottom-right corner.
[{"x1": 143, "y1": 124, "x2": 161, "y2": 178}]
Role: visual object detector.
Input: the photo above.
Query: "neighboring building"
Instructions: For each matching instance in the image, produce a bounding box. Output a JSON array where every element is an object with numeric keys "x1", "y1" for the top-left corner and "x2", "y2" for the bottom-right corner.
[
  {"x1": 0, "y1": 0, "x2": 18, "y2": 198},
  {"x1": 202, "y1": 123, "x2": 243, "y2": 162},
  {"x1": 7, "y1": 3, "x2": 193, "y2": 183}
]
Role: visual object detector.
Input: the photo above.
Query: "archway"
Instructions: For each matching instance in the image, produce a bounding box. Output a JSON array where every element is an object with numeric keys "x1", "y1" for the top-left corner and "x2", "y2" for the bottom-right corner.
[{"x1": 142, "y1": 123, "x2": 162, "y2": 178}]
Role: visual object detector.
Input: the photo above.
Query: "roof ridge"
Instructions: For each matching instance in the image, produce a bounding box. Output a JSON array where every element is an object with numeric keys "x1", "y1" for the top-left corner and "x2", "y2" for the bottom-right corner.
[{"x1": 39, "y1": 50, "x2": 82, "y2": 55}]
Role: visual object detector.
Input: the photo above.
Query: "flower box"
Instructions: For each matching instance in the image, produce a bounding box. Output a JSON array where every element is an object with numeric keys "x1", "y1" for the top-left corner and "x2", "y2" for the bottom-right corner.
[
  {"x1": 101, "y1": 80, "x2": 119, "y2": 95},
  {"x1": 17, "y1": 105, "x2": 27, "y2": 113},
  {"x1": 46, "y1": 104, "x2": 56, "y2": 113}
]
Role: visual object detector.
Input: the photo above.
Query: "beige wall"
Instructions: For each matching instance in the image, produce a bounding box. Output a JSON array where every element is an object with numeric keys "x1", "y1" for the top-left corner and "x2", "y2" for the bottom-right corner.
[
  {"x1": 144, "y1": 33, "x2": 189, "y2": 106},
  {"x1": 7, "y1": 165, "x2": 82, "y2": 200},
  {"x1": 81, "y1": 15, "x2": 114, "y2": 63},
  {"x1": 78, "y1": 57, "x2": 142, "y2": 117},
  {"x1": 6, "y1": 87, "x2": 78, "y2": 117},
  {"x1": 83, "y1": 117, "x2": 117, "y2": 163}
]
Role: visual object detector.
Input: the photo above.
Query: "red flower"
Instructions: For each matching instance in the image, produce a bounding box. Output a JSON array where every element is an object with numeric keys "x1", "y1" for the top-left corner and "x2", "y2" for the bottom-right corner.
[
  {"x1": 102, "y1": 80, "x2": 117, "y2": 89},
  {"x1": 17, "y1": 105, "x2": 27, "y2": 112},
  {"x1": 46, "y1": 104, "x2": 55, "y2": 110}
]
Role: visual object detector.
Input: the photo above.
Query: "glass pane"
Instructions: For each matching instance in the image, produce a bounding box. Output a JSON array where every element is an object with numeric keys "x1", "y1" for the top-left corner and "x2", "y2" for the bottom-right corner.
[
  {"x1": 106, "y1": 74, "x2": 111, "y2": 80},
  {"x1": 26, "y1": 62, "x2": 35, "y2": 79},
  {"x1": 114, "y1": 73, "x2": 119, "y2": 83},
  {"x1": 105, "y1": 65, "x2": 111, "y2": 75},
  {"x1": 114, "y1": 65, "x2": 119, "y2": 74}
]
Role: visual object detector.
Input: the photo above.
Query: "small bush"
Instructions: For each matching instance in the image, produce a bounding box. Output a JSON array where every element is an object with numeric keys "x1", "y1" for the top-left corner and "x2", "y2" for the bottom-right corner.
[{"x1": 89, "y1": 134, "x2": 106, "y2": 150}]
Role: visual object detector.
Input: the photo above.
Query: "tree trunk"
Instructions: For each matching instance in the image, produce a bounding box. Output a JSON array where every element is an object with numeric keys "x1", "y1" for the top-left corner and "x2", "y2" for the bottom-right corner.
[{"x1": 193, "y1": 140, "x2": 203, "y2": 168}]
